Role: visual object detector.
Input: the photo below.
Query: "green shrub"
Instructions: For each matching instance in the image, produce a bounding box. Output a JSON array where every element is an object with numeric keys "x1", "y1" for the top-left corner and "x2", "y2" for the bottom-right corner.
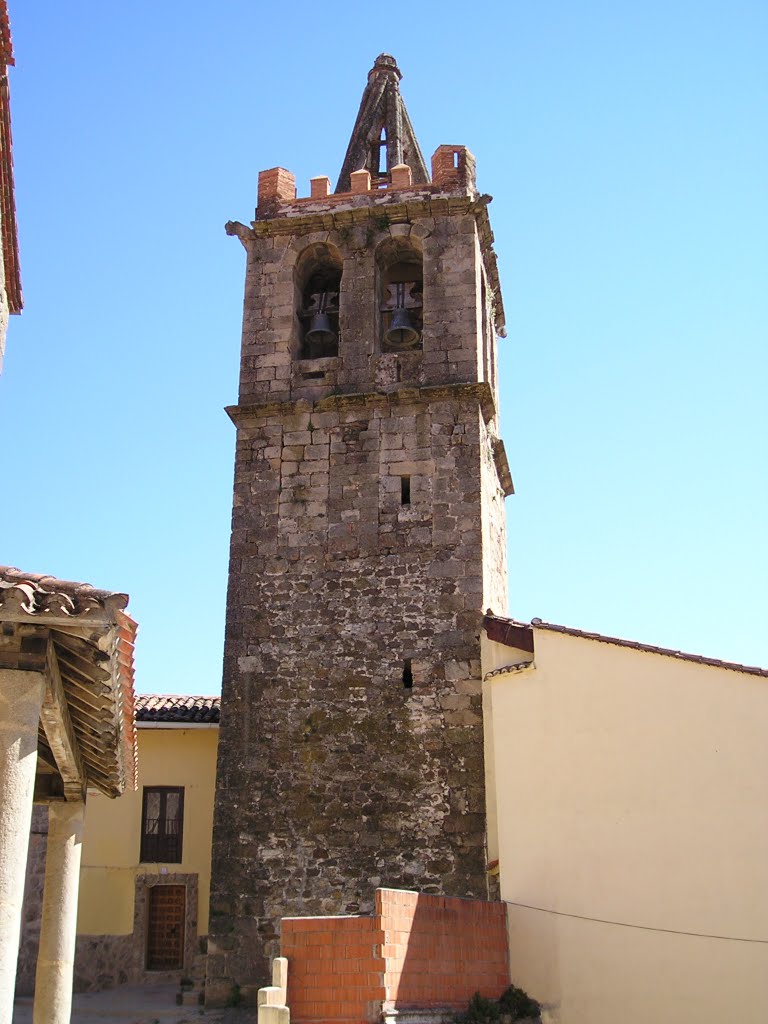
[
  {"x1": 456, "y1": 993, "x2": 500, "y2": 1024},
  {"x1": 455, "y1": 985, "x2": 540, "y2": 1024},
  {"x1": 498, "y1": 984, "x2": 541, "y2": 1020}
]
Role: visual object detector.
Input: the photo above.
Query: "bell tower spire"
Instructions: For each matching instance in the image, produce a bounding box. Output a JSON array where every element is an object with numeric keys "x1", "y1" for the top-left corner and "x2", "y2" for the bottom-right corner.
[{"x1": 335, "y1": 53, "x2": 429, "y2": 193}]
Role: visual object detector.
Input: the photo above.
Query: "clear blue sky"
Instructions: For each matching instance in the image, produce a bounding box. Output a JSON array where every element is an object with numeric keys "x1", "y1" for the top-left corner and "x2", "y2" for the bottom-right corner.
[{"x1": 1, "y1": 1, "x2": 766, "y2": 693}]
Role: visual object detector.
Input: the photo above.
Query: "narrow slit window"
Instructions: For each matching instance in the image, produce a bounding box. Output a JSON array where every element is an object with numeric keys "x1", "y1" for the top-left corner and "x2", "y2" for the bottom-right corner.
[
  {"x1": 401, "y1": 476, "x2": 411, "y2": 505},
  {"x1": 402, "y1": 659, "x2": 413, "y2": 689}
]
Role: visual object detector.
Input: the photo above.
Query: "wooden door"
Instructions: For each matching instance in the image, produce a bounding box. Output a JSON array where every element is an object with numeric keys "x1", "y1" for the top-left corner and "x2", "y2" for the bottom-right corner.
[{"x1": 146, "y1": 885, "x2": 185, "y2": 970}]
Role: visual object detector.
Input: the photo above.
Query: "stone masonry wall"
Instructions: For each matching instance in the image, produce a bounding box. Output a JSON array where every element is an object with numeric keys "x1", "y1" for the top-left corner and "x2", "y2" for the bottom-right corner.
[
  {"x1": 208, "y1": 388, "x2": 508, "y2": 1000},
  {"x1": 208, "y1": 195, "x2": 510, "y2": 1004}
]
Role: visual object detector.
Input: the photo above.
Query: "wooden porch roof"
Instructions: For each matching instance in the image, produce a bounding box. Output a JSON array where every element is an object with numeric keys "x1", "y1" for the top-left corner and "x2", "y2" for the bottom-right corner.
[{"x1": 0, "y1": 567, "x2": 137, "y2": 799}]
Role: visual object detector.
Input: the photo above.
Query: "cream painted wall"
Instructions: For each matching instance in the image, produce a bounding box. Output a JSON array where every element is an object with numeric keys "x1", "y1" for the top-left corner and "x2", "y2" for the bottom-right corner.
[
  {"x1": 484, "y1": 628, "x2": 768, "y2": 1024},
  {"x1": 77, "y1": 727, "x2": 218, "y2": 936},
  {"x1": 481, "y1": 637, "x2": 534, "y2": 868}
]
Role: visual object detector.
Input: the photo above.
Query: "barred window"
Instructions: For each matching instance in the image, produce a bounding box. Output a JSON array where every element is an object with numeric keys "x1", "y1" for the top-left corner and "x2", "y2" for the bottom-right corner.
[{"x1": 140, "y1": 787, "x2": 184, "y2": 863}]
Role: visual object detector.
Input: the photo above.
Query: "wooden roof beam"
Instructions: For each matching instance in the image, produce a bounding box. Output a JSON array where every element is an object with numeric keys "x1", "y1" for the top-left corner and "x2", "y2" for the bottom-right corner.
[{"x1": 40, "y1": 640, "x2": 86, "y2": 802}]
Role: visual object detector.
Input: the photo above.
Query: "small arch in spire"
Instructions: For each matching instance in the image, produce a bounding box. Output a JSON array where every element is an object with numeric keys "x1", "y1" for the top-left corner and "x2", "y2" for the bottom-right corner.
[{"x1": 371, "y1": 125, "x2": 387, "y2": 180}]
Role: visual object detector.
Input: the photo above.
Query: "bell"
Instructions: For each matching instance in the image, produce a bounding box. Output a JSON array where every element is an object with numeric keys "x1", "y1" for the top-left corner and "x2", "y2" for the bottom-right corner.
[
  {"x1": 385, "y1": 307, "x2": 420, "y2": 349},
  {"x1": 305, "y1": 311, "x2": 338, "y2": 356}
]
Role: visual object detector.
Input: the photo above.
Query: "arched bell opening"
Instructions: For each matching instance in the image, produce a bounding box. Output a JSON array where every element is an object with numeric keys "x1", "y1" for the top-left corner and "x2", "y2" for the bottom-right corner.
[
  {"x1": 295, "y1": 243, "x2": 343, "y2": 360},
  {"x1": 376, "y1": 239, "x2": 423, "y2": 353}
]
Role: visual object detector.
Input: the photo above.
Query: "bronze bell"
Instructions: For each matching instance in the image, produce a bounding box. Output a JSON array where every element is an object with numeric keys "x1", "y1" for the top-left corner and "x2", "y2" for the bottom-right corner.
[
  {"x1": 305, "y1": 290, "x2": 338, "y2": 356},
  {"x1": 385, "y1": 307, "x2": 420, "y2": 349},
  {"x1": 305, "y1": 311, "x2": 336, "y2": 348}
]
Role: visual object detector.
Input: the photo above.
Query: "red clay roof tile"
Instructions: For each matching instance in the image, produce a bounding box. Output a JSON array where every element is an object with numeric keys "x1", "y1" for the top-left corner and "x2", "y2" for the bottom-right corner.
[
  {"x1": 0, "y1": 1, "x2": 20, "y2": 315},
  {"x1": 0, "y1": 566, "x2": 138, "y2": 794},
  {"x1": 135, "y1": 694, "x2": 220, "y2": 724}
]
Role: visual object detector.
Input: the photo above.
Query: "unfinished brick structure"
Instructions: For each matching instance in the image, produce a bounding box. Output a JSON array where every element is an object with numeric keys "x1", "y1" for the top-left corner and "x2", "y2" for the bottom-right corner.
[
  {"x1": 281, "y1": 888, "x2": 510, "y2": 1024},
  {"x1": 207, "y1": 54, "x2": 512, "y2": 1004}
]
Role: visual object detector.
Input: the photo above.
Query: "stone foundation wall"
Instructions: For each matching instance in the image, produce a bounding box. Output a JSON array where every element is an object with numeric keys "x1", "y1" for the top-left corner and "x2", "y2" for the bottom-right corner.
[{"x1": 73, "y1": 934, "x2": 137, "y2": 992}]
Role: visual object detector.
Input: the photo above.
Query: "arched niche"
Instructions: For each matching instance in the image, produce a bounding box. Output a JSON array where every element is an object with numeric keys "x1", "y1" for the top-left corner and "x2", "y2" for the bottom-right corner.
[
  {"x1": 376, "y1": 237, "x2": 423, "y2": 353},
  {"x1": 295, "y1": 243, "x2": 343, "y2": 360}
]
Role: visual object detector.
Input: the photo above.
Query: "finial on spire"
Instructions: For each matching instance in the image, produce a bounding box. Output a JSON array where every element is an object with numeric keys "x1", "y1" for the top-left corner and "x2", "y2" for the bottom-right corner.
[
  {"x1": 335, "y1": 54, "x2": 429, "y2": 194},
  {"x1": 369, "y1": 53, "x2": 402, "y2": 81}
]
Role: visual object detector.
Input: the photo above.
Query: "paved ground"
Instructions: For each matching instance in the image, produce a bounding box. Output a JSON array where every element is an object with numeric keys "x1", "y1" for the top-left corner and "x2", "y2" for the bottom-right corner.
[{"x1": 13, "y1": 983, "x2": 254, "y2": 1024}]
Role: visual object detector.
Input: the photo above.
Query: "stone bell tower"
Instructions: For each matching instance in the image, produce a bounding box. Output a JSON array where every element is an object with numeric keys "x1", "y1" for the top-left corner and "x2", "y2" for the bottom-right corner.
[{"x1": 207, "y1": 53, "x2": 513, "y2": 1004}]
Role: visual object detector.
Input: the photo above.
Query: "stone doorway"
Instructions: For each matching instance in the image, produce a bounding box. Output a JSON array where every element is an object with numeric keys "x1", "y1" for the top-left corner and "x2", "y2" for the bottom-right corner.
[{"x1": 146, "y1": 884, "x2": 186, "y2": 971}]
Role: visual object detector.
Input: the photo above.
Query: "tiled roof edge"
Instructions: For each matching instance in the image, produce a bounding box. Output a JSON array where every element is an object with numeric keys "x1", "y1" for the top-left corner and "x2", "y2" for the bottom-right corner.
[
  {"x1": 0, "y1": 1, "x2": 20, "y2": 313},
  {"x1": 483, "y1": 613, "x2": 768, "y2": 679},
  {"x1": 0, "y1": 1, "x2": 13, "y2": 65},
  {"x1": 0, "y1": 566, "x2": 128, "y2": 616},
  {"x1": 135, "y1": 694, "x2": 221, "y2": 723}
]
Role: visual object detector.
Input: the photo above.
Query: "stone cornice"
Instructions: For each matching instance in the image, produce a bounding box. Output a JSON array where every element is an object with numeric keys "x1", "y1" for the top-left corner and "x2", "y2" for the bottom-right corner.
[
  {"x1": 251, "y1": 191, "x2": 473, "y2": 235},
  {"x1": 228, "y1": 380, "x2": 496, "y2": 424}
]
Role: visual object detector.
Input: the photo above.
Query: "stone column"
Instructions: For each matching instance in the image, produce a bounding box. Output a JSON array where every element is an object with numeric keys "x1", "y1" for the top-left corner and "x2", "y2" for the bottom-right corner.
[
  {"x1": 0, "y1": 670, "x2": 45, "y2": 1024},
  {"x1": 32, "y1": 799, "x2": 86, "y2": 1024}
]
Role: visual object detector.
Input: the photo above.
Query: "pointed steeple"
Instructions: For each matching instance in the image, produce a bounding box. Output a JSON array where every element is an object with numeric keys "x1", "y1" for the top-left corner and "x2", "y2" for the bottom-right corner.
[{"x1": 335, "y1": 54, "x2": 429, "y2": 194}]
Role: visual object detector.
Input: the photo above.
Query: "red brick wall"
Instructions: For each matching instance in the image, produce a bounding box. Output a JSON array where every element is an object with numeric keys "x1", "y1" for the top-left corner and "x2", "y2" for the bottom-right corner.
[
  {"x1": 430, "y1": 145, "x2": 477, "y2": 191},
  {"x1": 377, "y1": 888, "x2": 509, "y2": 1012},
  {"x1": 282, "y1": 915, "x2": 386, "y2": 1024},
  {"x1": 257, "y1": 166, "x2": 297, "y2": 208},
  {"x1": 281, "y1": 889, "x2": 509, "y2": 1024}
]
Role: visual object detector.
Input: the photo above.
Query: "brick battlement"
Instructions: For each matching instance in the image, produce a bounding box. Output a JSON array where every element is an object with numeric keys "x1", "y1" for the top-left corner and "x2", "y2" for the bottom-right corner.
[{"x1": 256, "y1": 147, "x2": 477, "y2": 220}]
